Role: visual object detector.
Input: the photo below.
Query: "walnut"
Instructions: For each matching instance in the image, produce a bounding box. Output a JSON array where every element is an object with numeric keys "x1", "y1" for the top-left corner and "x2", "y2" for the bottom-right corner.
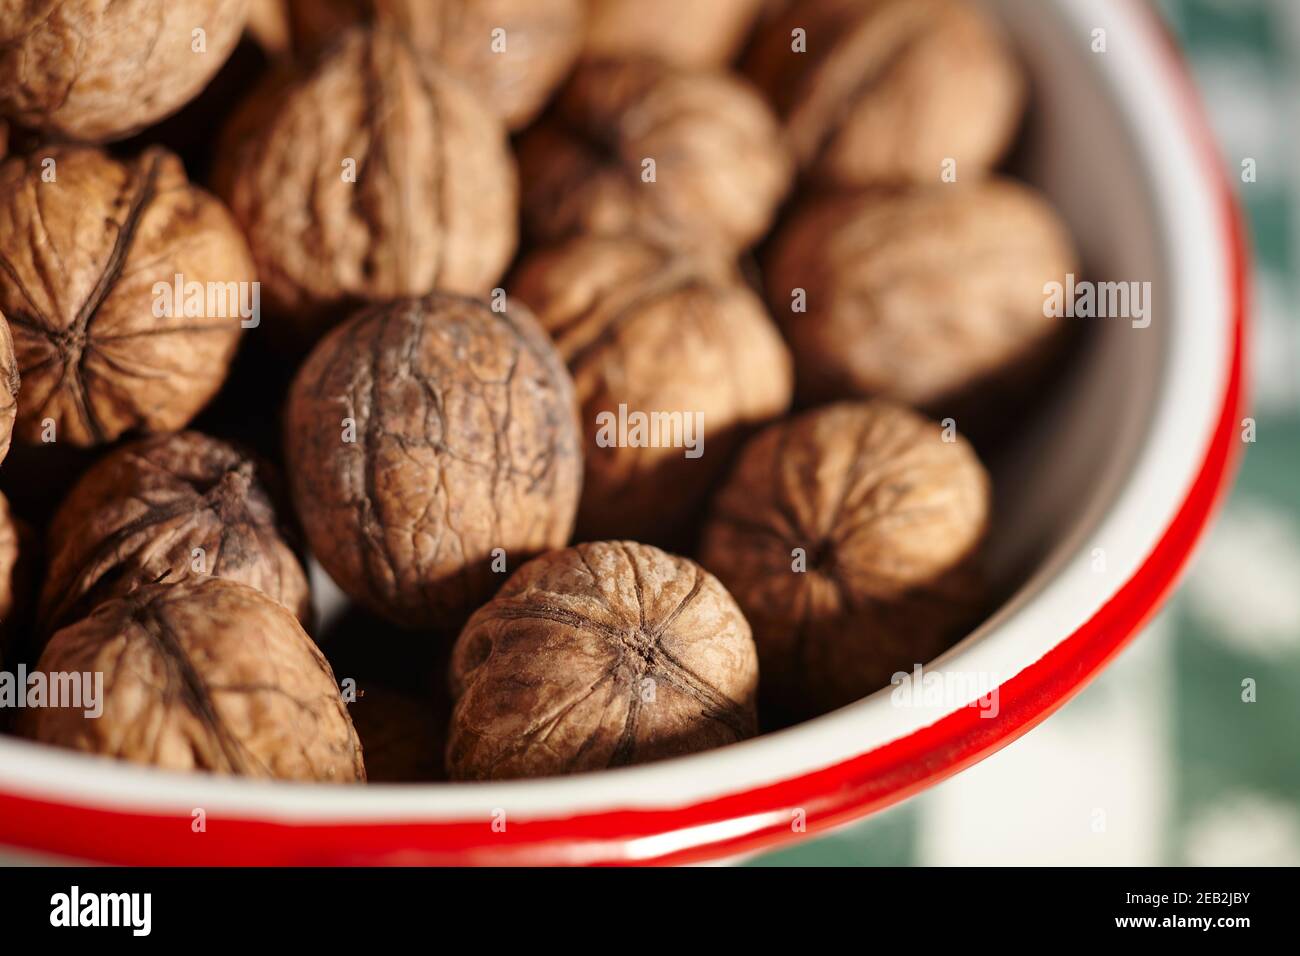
[
  {"x1": 0, "y1": 314, "x2": 17, "y2": 465},
  {"x1": 765, "y1": 178, "x2": 1078, "y2": 409},
  {"x1": 17, "y1": 577, "x2": 365, "y2": 782},
  {"x1": 510, "y1": 234, "x2": 793, "y2": 544},
  {"x1": 699, "y1": 401, "x2": 990, "y2": 719},
  {"x1": 0, "y1": 491, "x2": 32, "y2": 668},
  {"x1": 284, "y1": 293, "x2": 583, "y2": 630},
  {"x1": 214, "y1": 27, "x2": 518, "y2": 340},
  {"x1": 447, "y1": 541, "x2": 759, "y2": 780},
  {"x1": 37, "y1": 431, "x2": 310, "y2": 638},
  {"x1": 286, "y1": 0, "x2": 583, "y2": 129},
  {"x1": 518, "y1": 58, "x2": 792, "y2": 254},
  {"x1": 0, "y1": 0, "x2": 250, "y2": 143},
  {"x1": 246, "y1": 0, "x2": 293, "y2": 58},
  {"x1": 583, "y1": 0, "x2": 765, "y2": 67},
  {"x1": 0, "y1": 146, "x2": 252, "y2": 447},
  {"x1": 348, "y1": 681, "x2": 446, "y2": 782},
  {"x1": 743, "y1": 0, "x2": 1024, "y2": 187}
]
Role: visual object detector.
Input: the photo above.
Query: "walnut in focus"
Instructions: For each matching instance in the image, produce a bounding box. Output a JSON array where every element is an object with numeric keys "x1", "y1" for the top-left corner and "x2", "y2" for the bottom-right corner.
[
  {"x1": 765, "y1": 178, "x2": 1078, "y2": 409},
  {"x1": 348, "y1": 682, "x2": 446, "y2": 782},
  {"x1": 285, "y1": 293, "x2": 583, "y2": 631},
  {"x1": 699, "y1": 401, "x2": 990, "y2": 719},
  {"x1": 0, "y1": 0, "x2": 250, "y2": 142},
  {"x1": 510, "y1": 234, "x2": 793, "y2": 544},
  {"x1": 17, "y1": 577, "x2": 365, "y2": 782},
  {"x1": 583, "y1": 0, "x2": 765, "y2": 67},
  {"x1": 518, "y1": 58, "x2": 791, "y2": 254},
  {"x1": 286, "y1": 0, "x2": 583, "y2": 129},
  {"x1": 744, "y1": 0, "x2": 1024, "y2": 187},
  {"x1": 0, "y1": 314, "x2": 17, "y2": 465},
  {"x1": 0, "y1": 146, "x2": 252, "y2": 446},
  {"x1": 37, "y1": 432, "x2": 310, "y2": 638},
  {"x1": 215, "y1": 28, "x2": 518, "y2": 339},
  {"x1": 447, "y1": 541, "x2": 759, "y2": 780}
]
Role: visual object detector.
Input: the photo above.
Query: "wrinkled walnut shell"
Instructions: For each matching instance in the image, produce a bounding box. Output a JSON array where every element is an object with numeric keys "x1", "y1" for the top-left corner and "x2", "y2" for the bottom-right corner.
[
  {"x1": 0, "y1": 0, "x2": 250, "y2": 143},
  {"x1": 510, "y1": 234, "x2": 793, "y2": 544},
  {"x1": 447, "y1": 541, "x2": 759, "y2": 780},
  {"x1": 285, "y1": 293, "x2": 583, "y2": 630},
  {"x1": 0, "y1": 314, "x2": 17, "y2": 464},
  {"x1": 0, "y1": 146, "x2": 251, "y2": 446},
  {"x1": 287, "y1": 0, "x2": 583, "y2": 129},
  {"x1": 38, "y1": 431, "x2": 311, "y2": 637},
  {"x1": 699, "y1": 401, "x2": 990, "y2": 719},
  {"x1": 215, "y1": 27, "x2": 518, "y2": 339},
  {"x1": 765, "y1": 178, "x2": 1078, "y2": 409},
  {"x1": 518, "y1": 58, "x2": 791, "y2": 253},
  {"x1": 744, "y1": 0, "x2": 1024, "y2": 186},
  {"x1": 18, "y1": 577, "x2": 364, "y2": 782},
  {"x1": 583, "y1": 0, "x2": 765, "y2": 68}
]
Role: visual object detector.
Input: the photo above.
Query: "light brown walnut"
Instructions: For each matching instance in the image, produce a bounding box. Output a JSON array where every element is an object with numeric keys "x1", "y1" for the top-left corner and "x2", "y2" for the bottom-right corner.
[
  {"x1": 699, "y1": 401, "x2": 990, "y2": 719},
  {"x1": 447, "y1": 541, "x2": 759, "y2": 780},
  {"x1": 0, "y1": 0, "x2": 250, "y2": 143},
  {"x1": 583, "y1": 0, "x2": 765, "y2": 68},
  {"x1": 518, "y1": 58, "x2": 791, "y2": 254},
  {"x1": 744, "y1": 0, "x2": 1024, "y2": 187},
  {"x1": 765, "y1": 178, "x2": 1078, "y2": 409},
  {"x1": 0, "y1": 314, "x2": 17, "y2": 464},
  {"x1": 38, "y1": 431, "x2": 310, "y2": 638},
  {"x1": 18, "y1": 577, "x2": 365, "y2": 782},
  {"x1": 284, "y1": 293, "x2": 583, "y2": 631},
  {"x1": 0, "y1": 146, "x2": 252, "y2": 446},
  {"x1": 510, "y1": 234, "x2": 793, "y2": 544}
]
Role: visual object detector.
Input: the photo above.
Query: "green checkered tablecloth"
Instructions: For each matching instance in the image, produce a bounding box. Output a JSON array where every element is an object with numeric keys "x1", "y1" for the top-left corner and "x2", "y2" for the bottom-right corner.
[{"x1": 750, "y1": 0, "x2": 1300, "y2": 867}]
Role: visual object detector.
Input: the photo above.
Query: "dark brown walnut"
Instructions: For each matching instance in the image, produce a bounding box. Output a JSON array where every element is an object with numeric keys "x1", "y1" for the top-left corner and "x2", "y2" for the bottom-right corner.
[
  {"x1": 287, "y1": 0, "x2": 583, "y2": 129},
  {"x1": 699, "y1": 401, "x2": 990, "y2": 719},
  {"x1": 0, "y1": 146, "x2": 252, "y2": 447},
  {"x1": 518, "y1": 58, "x2": 792, "y2": 254},
  {"x1": 0, "y1": 0, "x2": 249, "y2": 143},
  {"x1": 744, "y1": 0, "x2": 1024, "y2": 187},
  {"x1": 583, "y1": 0, "x2": 765, "y2": 67},
  {"x1": 447, "y1": 541, "x2": 759, "y2": 780},
  {"x1": 17, "y1": 577, "x2": 365, "y2": 782},
  {"x1": 0, "y1": 491, "x2": 32, "y2": 668},
  {"x1": 37, "y1": 431, "x2": 311, "y2": 638},
  {"x1": 348, "y1": 681, "x2": 446, "y2": 782},
  {"x1": 765, "y1": 178, "x2": 1079, "y2": 409},
  {"x1": 510, "y1": 234, "x2": 793, "y2": 544},
  {"x1": 215, "y1": 27, "x2": 518, "y2": 340},
  {"x1": 0, "y1": 313, "x2": 17, "y2": 464},
  {"x1": 285, "y1": 293, "x2": 583, "y2": 630}
]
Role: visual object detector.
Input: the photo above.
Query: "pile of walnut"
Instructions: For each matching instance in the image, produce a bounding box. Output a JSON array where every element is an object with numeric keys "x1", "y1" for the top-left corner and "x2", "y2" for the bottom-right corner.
[{"x1": 0, "y1": 0, "x2": 1077, "y2": 783}]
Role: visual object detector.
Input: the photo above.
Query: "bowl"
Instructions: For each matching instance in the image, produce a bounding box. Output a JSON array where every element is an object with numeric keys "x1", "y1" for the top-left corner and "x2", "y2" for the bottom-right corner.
[{"x1": 0, "y1": 0, "x2": 1247, "y2": 865}]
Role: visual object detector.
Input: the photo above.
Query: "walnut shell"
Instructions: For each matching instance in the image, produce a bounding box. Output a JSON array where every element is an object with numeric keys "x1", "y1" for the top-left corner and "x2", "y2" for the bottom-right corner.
[
  {"x1": 744, "y1": 0, "x2": 1024, "y2": 187},
  {"x1": 518, "y1": 58, "x2": 792, "y2": 253},
  {"x1": 286, "y1": 0, "x2": 583, "y2": 129},
  {"x1": 699, "y1": 401, "x2": 990, "y2": 719},
  {"x1": 447, "y1": 541, "x2": 759, "y2": 780},
  {"x1": 0, "y1": 490, "x2": 30, "y2": 667},
  {"x1": 215, "y1": 27, "x2": 519, "y2": 338},
  {"x1": 17, "y1": 577, "x2": 365, "y2": 782},
  {"x1": 510, "y1": 234, "x2": 793, "y2": 544},
  {"x1": 0, "y1": 314, "x2": 17, "y2": 464},
  {"x1": 583, "y1": 0, "x2": 765, "y2": 67},
  {"x1": 0, "y1": 146, "x2": 252, "y2": 446},
  {"x1": 285, "y1": 293, "x2": 583, "y2": 630},
  {"x1": 0, "y1": 0, "x2": 250, "y2": 143},
  {"x1": 765, "y1": 178, "x2": 1078, "y2": 409},
  {"x1": 247, "y1": 0, "x2": 293, "y2": 58},
  {"x1": 37, "y1": 431, "x2": 311, "y2": 637}
]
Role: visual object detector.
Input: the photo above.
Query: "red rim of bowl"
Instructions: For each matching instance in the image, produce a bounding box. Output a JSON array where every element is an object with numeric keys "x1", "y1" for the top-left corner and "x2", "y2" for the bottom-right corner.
[{"x1": 0, "y1": 3, "x2": 1250, "y2": 865}]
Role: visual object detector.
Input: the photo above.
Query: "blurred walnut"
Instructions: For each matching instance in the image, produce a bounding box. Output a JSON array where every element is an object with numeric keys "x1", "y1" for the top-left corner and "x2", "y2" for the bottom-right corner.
[
  {"x1": 246, "y1": 0, "x2": 293, "y2": 58},
  {"x1": 287, "y1": 0, "x2": 582, "y2": 129},
  {"x1": 510, "y1": 234, "x2": 792, "y2": 544},
  {"x1": 583, "y1": 0, "x2": 764, "y2": 67},
  {"x1": 215, "y1": 28, "x2": 518, "y2": 339},
  {"x1": 38, "y1": 432, "x2": 310, "y2": 638},
  {"x1": 518, "y1": 58, "x2": 791, "y2": 253},
  {"x1": 0, "y1": 491, "x2": 32, "y2": 668},
  {"x1": 0, "y1": 0, "x2": 249, "y2": 142},
  {"x1": 447, "y1": 541, "x2": 758, "y2": 780},
  {"x1": 18, "y1": 577, "x2": 365, "y2": 782},
  {"x1": 0, "y1": 146, "x2": 252, "y2": 446},
  {"x1": 744, "y1": 0, "x2": 1024, "y2": 187},
  {"x1": 765, "y1": 178, "x2": 1078, "y2": 409},
  {"x1": 285, "y1": 293, "x2": 582, "y2": 631},
  {"x1": 0, "y1": 314, "x2": 17, "y2": 465},
  {"x1": 699, "y1": 401, "x2": 990, "y2": 719},
  {"x1": 348, "y1": 681, "x2": 446, "y2": 782}
]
